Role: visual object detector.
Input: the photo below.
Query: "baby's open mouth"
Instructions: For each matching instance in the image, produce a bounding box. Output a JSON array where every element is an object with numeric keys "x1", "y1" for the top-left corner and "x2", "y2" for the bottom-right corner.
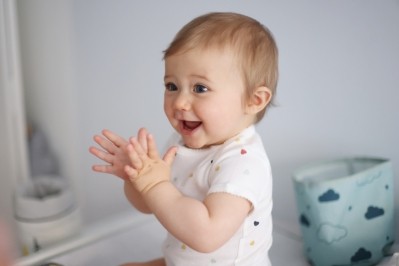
[{"x1": 183, "y1": 121, "x2": 202, "y2": 131}]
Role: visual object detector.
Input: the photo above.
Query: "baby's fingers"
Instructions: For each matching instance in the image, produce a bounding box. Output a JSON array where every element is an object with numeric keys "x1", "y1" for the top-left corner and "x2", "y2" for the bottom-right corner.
[
  {"x1": 127, "y1": 143, "x2": 144, "y2": 170},
  {"x1": 163, "y1": 146, "x2": 178, "y2": 166},
  {"x1": 93, "y1": 134, "x2": 117, "y2": 154},
  {"x1": 89, "y1": 146, "x2": 114, "y2": 164},
  {"x1": 102, "y1": 129, "x2": 128, "y2": 148},
  {"x1": 124, "y1": 165, "x2": 138, "y2": 179},
  {"x1": 130, "y1": 137, "x2": 149, "y2": 161},
  {"x1": 147, "y1": 134, "x2": 160, "y2": 159},
  {"x1": 137, "y1": 128, "x2": 149, "y2": 152},
  {"x1": 92, "y1": 164, "x2": 114, "y2": 174}
]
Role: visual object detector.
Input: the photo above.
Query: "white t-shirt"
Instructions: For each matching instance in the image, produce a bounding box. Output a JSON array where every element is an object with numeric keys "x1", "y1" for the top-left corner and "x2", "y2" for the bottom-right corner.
[{"x1": 162, "y1": 126, "x2": 273, "y2": 266}]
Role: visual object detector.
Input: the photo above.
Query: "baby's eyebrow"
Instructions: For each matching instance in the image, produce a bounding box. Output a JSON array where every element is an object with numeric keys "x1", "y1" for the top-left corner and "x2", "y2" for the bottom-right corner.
[
  {"x1": 164, "y1": 74, "x2": 210, "y2": 83},
  {"x1": 189, "y1": 74, "x2": 209, "y2": 81}
]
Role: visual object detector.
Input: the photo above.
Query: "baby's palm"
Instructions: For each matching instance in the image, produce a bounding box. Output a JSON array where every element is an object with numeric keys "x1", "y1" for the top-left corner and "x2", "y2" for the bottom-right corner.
[
  {"x1": 90, "y1": 130, "x2": 138, "y2": 180},
  {"x1": 125, "y1": 133, "x2": 177, "y2": 193}
]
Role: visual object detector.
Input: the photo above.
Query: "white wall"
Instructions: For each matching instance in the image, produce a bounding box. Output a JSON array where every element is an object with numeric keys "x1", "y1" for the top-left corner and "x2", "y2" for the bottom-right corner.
[{"x1": 16, "y1": 0, "x2": 399, "y2": 239}]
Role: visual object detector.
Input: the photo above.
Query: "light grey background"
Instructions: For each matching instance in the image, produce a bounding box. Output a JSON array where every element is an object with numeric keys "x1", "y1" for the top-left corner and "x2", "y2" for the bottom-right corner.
[{"x1": 15, "y1": 0, "x2": 399, "y2": 242}]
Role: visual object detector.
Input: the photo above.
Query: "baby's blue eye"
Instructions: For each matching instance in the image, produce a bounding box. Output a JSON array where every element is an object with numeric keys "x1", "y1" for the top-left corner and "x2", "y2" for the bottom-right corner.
[
  {"x1": 165, "y1": 83, "x2": 178, "y2": 91},
  {"x1": 193, "y1": 84, "x2": 208, "y2": 93}
]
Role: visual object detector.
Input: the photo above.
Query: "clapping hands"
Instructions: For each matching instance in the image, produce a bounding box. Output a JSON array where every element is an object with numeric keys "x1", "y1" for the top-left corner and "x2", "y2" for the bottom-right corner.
[
  {"x1": 124, "y1": 133, "x2": 177, "y2": 193},
  {"x1": 90, "y1": 128, "x2": 177, "y2": 194}
]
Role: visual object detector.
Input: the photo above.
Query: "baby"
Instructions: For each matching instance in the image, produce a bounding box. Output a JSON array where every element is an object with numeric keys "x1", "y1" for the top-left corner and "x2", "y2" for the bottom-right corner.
[{"x1": 90, "y1": 12, "x2": 278, "y2": 266}]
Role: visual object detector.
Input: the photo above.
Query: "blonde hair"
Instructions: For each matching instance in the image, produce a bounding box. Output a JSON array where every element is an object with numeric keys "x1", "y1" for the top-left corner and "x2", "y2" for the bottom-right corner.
[{"x1": 163, "y1": 12, "x2": 278, "y2": 122}]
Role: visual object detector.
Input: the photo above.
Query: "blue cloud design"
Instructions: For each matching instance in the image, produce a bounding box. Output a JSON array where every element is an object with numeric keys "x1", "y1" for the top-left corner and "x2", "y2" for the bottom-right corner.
[
  {"x1": 318, "y1": 189, "x2": 340, "y2": 202},
  {"x1": 365, "y1": 206, "x2": 385, "y2": 220},
  {"x1": 299, "y1": 214, "x2": 310, "y2": 227},
  {"x1": 317, "y1": 223, "x2": 348, "y2": 245},
  {"x1": 351, "y1": 247, "x2": 372, "y2": 262}
]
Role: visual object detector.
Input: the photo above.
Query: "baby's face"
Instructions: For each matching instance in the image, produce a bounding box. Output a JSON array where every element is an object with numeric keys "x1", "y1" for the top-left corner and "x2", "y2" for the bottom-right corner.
[{"x1": 163, "y1": 47, "x2": 255, "y2": 149}]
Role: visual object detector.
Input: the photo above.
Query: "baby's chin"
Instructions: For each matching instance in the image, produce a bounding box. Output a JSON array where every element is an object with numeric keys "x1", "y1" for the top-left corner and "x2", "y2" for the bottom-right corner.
[
  {"x1": 181, "y1": 138, "x2": 206, "y2": 149},
  {"x1": 183, "y1": 139, "x2": 224, "y2": 150},
  {"x1": 183, "y1": 142, "x2": 206, "y2": 150}
]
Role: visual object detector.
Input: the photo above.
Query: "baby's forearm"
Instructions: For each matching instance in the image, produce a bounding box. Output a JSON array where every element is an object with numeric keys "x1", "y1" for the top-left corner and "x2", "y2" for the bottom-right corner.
[
  {"x1": 143, "y1": 182, "x2": 234, "y2": 253},
  {"x1": 124, "y1": 181, "x2": 152, "y2": 214}
]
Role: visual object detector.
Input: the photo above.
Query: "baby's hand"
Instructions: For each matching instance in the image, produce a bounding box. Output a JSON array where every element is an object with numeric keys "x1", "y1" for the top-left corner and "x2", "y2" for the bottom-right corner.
[
  {"x1": 89, "y1": 128, "x2": 149, "y2": 180},
  {"x1": 125, "y1": 133, "x2": 177, "y2": 194}
]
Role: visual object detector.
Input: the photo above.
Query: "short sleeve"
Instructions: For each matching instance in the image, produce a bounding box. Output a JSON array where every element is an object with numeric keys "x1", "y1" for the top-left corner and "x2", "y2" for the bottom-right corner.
[{"x1": 207, "y1": 149, "x2": 272, "y2": 210}]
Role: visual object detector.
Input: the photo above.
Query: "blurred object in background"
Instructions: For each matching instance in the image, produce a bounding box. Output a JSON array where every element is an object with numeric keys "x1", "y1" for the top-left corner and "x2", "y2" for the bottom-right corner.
[
  {"x1": 12, "y1": 124, "x2": 82, "y2": 256},
  {"x1": 27, "y1": 124, "x2": 60, "y2": 178},
  {"x1": 293, "y1": 157, "x2": 395, "y2": 266},
  {"x1": 13, "y1": 176, "x2": 81, "y2": 256}
]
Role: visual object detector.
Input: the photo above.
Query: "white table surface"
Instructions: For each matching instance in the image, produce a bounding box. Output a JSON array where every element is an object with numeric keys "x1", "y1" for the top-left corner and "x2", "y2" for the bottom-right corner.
[{"x1": 16, "y1": 212, "x2": 397, "y2": 266}]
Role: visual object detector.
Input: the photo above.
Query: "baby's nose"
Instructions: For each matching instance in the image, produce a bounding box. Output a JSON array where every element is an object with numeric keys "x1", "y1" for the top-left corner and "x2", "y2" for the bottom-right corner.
[{"x1": 174, "y1": 92, "x2": 191, "y2": 111}]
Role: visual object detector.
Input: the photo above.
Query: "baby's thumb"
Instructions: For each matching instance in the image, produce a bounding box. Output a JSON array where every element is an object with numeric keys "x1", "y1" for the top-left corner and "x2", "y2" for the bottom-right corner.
[{"x1": 163, "y1": 146, "x2": 178, "y2": 166}]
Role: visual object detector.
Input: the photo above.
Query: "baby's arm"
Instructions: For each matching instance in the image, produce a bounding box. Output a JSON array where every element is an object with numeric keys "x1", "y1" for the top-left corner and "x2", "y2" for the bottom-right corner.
[
  {"x1": 125, "y1": 134, "x2": 252, "y2": 253},
  {"x1": 89, "y1": 128, "x2": 151, "y2": 213}
]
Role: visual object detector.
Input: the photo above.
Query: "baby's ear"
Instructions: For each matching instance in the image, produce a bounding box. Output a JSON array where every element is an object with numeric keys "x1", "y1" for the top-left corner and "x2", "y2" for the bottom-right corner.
[{"x1": 245, "y1": 86, "x2": 272, "y2": 115}]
